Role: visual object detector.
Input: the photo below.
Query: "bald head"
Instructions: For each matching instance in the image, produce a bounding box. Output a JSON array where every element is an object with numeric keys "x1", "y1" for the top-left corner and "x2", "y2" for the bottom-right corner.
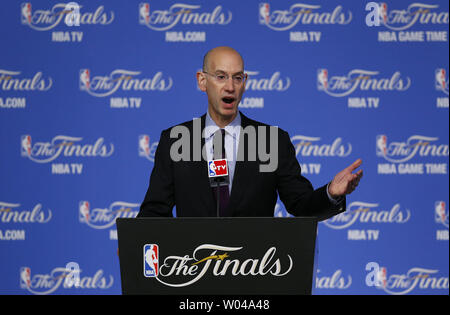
[
  {"x1": 202, "y1": 46, "x2": 244, "y2": 72},
  {"x1": 197, "y1": 46, "x2": 246, "y2": 128}
]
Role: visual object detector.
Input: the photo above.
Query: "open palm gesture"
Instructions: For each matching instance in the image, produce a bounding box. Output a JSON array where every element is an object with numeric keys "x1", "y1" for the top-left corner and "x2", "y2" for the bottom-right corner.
[{"x1": 328, "y1": 159, "x2": 363, "y2": 199}]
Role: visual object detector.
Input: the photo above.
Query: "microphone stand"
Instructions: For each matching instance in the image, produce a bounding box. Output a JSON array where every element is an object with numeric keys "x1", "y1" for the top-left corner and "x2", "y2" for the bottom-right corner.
[
  {"x1": 214, "y1": 177, "x2": 226, "y2": 217},
  {"x1": 213, "y1": 176, "x2": 227, "y2": 217},
  {"x1": 216, "y1": 179, "x2": 220, "y2": 218}
]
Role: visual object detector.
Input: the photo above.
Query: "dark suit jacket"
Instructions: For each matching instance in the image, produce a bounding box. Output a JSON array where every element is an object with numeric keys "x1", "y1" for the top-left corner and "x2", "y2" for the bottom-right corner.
[{"x1": 137, "y1": 112, "x2": 345, "y2": 221}]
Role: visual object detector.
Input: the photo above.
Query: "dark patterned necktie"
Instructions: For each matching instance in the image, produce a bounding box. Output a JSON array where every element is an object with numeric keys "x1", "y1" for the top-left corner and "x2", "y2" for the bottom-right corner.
[{"x1": 212, "y1": 129, "x2": 230, "y2": 216}]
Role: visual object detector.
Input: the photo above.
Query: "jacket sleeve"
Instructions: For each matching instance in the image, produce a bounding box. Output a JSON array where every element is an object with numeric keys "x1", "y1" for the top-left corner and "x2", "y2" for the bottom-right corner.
[
  {"x1": 137, "y1": 129, "x2": 175, "y2": 217},
  {"x1": 276, "y1": 129, "x2": 345, "y2": 221}
]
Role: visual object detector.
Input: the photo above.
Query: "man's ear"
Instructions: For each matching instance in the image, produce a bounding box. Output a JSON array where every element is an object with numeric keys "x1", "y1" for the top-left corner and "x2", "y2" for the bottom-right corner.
[{"x1": 196, "y1": 71, "x2": 206, "y2": 92}]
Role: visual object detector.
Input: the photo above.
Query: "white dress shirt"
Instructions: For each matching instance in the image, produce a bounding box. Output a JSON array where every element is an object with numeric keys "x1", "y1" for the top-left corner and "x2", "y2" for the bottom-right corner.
[{"x1": 204, "y1": 110, "x2": 241, "y2": 193}]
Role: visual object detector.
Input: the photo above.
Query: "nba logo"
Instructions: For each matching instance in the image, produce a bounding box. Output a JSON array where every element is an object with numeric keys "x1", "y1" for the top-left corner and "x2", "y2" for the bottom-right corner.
[
  {"x1": 435, "y1": 69, "x2": 447, "y2": 91},
  {"x1": 21, "y1": 135, "x2": 32, "y2": 157},
  {"x1": 435, "y1": 201, "x2": 447, "y2": 224},
  {"x1": 208, "y1": 159, "x2": 228, "y2": 177},
  {"x1": 20, "y1": 267, "x2": 31, "y2": 288},
  {"x1": 138, "y1": 135, "x2": 150, "y2": 157},
  {"x1": 379, "y1": 3, "x2": 388, "y2": 24},
  {"x1": 376, "y1": 135, "x2": 387, "y2": 157},
  {"x1": 21, "y1": 3, "x2": 32, "y2": 24},
  {"x1": 144, "y1": 244, "x2": 159, "y2": 277},
  {"x1": 79, "y1": 201, "x2": 90, "y2": 223},
  {"x1": 259, "y1": 3, "x2": 270, "y2": 24},
  {"x1": 139, "y1": 3, "x2": 150, "y2": 24},
  {"x1": 317, "y1": 69, "x2": 328, "y2": 90},
  {"x1": 79, "y1": 69, "x2": 90, "y2": 90}
]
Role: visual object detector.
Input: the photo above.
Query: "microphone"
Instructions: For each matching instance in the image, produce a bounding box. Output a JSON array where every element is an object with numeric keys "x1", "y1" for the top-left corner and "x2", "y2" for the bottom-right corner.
[{"x1": 208, "y1": 159, "x2": 229, "y2": 217}]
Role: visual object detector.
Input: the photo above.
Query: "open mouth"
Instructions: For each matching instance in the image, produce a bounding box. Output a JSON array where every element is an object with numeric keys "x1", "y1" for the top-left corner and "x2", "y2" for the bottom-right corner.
[{"x1": 222, "y1": 97, "x2": 235, "y2": 105}]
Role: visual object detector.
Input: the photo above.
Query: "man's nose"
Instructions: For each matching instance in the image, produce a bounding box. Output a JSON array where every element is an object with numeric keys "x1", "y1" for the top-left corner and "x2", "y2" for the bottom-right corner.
[{"x1": 224, "y1": 77, "x2": 235, "y2": 92}]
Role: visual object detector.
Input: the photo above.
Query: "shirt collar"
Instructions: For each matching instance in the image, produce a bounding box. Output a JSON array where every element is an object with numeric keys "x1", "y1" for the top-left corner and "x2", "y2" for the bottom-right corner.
[{"x1": 204, "y1": 110, "x2": 241, "y2": 140}]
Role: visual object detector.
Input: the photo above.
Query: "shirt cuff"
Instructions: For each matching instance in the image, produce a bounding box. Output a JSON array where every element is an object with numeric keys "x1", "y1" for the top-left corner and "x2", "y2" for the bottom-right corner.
[{"x1": 326, "y1": 183, "x2": 344, "y2": 205}]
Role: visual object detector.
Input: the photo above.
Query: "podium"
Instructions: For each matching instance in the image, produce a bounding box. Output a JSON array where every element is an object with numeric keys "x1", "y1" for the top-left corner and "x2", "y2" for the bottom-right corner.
[{"x1": 116, "y1": 217, "x2": 318, "y2": 295}]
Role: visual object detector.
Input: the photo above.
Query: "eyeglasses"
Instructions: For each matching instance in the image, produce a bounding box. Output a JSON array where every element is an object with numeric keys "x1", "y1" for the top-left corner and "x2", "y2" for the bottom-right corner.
[{"x1": 203, "y1": 71, "x2": 247, "y2": 85}]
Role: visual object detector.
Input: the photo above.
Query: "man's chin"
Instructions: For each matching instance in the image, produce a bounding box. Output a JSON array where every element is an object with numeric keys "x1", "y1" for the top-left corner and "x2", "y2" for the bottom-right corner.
[
  {"x1": 209, "y1": 102, "x2": 239, "y2": 122},
  {"x1": 220, "y1": 107, "x2": 238, "y2": 118}
]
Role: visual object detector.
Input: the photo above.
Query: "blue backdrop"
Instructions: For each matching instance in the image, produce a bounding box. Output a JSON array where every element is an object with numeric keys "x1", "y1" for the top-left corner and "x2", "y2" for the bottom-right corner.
[{"x1": 0, "y1": 0, "x2": 448, "y2": 295}]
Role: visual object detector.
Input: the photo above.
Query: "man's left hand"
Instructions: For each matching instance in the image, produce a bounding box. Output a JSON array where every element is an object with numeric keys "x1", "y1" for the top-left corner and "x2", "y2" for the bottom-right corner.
[{"x1": 328, "y1": 159, "x2": 363, "y2": 199}]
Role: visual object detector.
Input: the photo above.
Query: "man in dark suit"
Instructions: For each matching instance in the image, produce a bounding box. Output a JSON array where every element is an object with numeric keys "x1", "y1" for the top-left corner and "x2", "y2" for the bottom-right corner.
[{"x1": 137, "y1": 46, "x2": 362, "y2": 220}]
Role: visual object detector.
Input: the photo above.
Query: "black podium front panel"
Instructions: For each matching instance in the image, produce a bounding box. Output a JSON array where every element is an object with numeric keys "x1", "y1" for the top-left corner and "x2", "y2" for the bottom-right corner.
[{"x1": 117, "y1": 217, "x2": 317, "y2": 295}]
